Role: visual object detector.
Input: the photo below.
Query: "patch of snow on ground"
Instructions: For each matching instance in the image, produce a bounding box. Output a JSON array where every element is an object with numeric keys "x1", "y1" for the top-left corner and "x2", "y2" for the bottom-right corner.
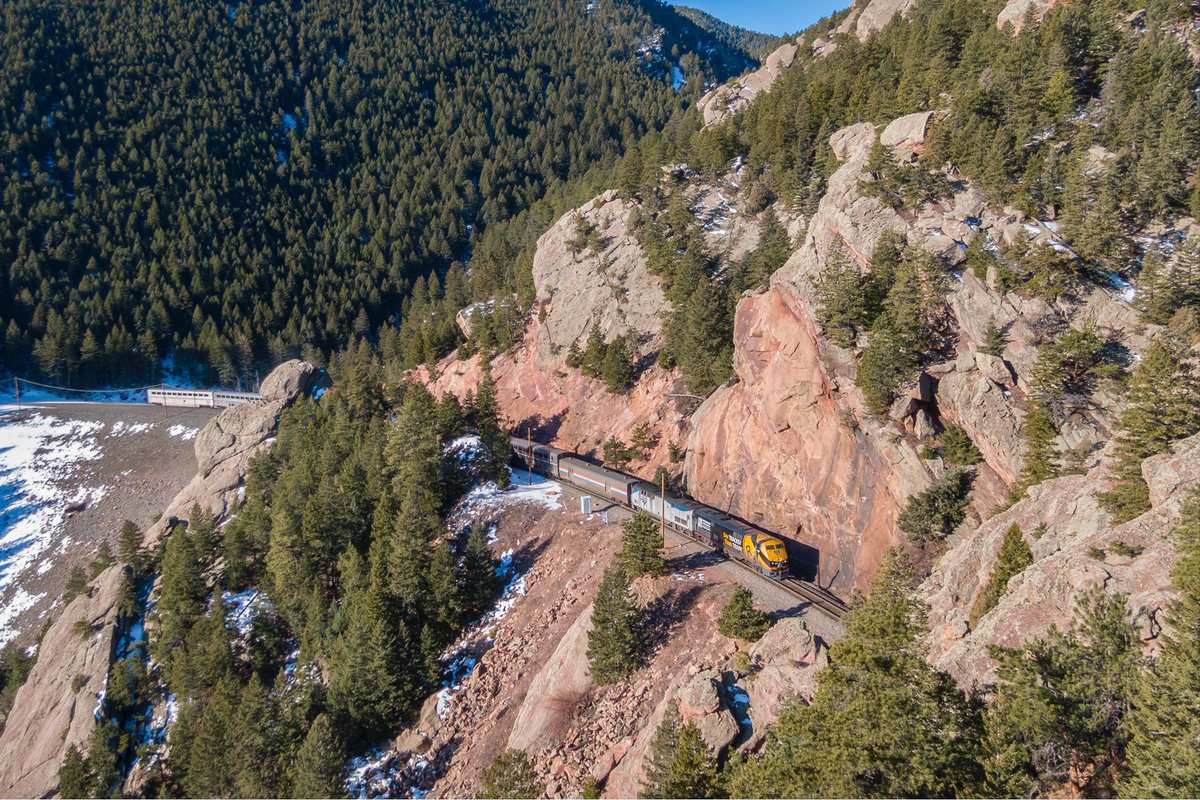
[
  {"x1": 167, "y1": 424, "x2": 199, "y2": 440},
  {"x1": 0, "y1": 412, "x2": 106, "y2": 645},
  {"x1": 222, "y1": 588, "x2": 273, "y2": 636},
  {"x1": 672, "y1": 65, "x2": 686, "y2": 91},
  {"x1": 109, "y1": 421, "x2": 153, "y2": 436},
  {"x1": 457, "y1": 467, "x2": 563, "y2": 516},
  {"x1": 1108, "y1": 272, "x2": 1137, "y2": 303}
]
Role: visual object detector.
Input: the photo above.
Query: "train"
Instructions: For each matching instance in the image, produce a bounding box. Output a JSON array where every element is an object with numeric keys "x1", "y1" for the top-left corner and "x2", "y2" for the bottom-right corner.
[
  {"x1": 146, "y1": 387, "x2": 262, "y2": 408},
  {"x1": 510, "y1": 437, "x2": 789, "y2": 579}
]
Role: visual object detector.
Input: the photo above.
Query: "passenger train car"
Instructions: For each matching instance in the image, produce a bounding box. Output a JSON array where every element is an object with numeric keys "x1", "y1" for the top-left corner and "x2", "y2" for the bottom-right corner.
[{"x1": 511, "y1": 437, "x2": 788, "y2": 579}]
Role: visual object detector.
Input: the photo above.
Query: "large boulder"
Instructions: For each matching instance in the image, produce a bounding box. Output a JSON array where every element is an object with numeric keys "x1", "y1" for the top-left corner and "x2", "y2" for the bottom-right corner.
[
  {"x1": 506, "y1": 602, "x2": 594, "y2": 753},
  {"x1": 677, "y1": 671, "x2": 739, "y2": 755},
  {"x1": 0, "y1": 566, "x2": 124, "y2": 798},
  {"x1": 997, "y1": 0, "x2": 1060, "y2": 33},
  {"x1": 698, "y1": 40, "x2": 800, "y2": 127},
  {"x1": 745, "y1": 618, "x2": 827, "y2": 736}
]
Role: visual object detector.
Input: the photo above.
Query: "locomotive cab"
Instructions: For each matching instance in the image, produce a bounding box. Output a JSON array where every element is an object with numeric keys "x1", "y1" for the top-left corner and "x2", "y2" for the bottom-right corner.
[{"x1": 756, "y1": 537, "x2": 788, "y2": 578}]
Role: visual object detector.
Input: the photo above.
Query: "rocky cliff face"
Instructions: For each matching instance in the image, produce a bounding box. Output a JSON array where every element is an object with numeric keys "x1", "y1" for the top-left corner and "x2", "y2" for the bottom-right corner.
[
  {"x1": 0, "y1": 361, "x2": 322, "y2": 799},
  {"x1": 924, "y1": 432, "x2": 1200, "y2": 687},
  {"x1": 0, "y1": 567, "x2": 123, "y2": 798},
  {"x1": 143, "y1": 360, "x2": 328, "y2": 547}
]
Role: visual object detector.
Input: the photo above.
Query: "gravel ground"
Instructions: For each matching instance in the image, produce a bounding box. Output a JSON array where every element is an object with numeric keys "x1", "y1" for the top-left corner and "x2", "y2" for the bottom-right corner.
[{"x1": 0, "y1": 402, "x2": 218, "y2": 649}]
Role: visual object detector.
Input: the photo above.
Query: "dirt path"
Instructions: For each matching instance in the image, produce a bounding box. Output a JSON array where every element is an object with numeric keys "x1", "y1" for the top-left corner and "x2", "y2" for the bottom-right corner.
[{"x1": 0, "y1": 403, "x2": 218, "y2": 648}]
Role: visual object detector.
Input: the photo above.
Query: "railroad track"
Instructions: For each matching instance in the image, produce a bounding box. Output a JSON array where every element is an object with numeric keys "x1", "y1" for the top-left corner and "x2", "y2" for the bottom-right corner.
[
  {"x1": 551, "y1": 476, "x2": 851, "y2": 621},
  {"x1": 780, "y1": 577, "x2": 850, "y2": 619}
]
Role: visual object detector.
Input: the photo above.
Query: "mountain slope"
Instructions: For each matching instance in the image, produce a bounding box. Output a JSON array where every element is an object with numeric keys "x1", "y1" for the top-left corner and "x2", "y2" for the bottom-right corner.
[{"x1": 0, "y1": 0, "x2": 753, "y2": 387}]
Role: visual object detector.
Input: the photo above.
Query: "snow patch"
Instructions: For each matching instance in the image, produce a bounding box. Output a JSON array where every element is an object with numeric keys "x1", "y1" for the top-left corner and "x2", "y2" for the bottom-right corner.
[
  {"x1": 0, "y1": 412, "x2": 107, "y2": 645},
  {"x1": 167, "y1": 424, "x2": 199, "y2": 440}
]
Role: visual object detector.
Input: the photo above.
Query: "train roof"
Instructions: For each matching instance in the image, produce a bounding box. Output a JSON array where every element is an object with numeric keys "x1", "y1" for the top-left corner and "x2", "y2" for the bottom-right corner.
[
  {"x1": 510, "y1": 437, "x2": 569, "y2": 455},
  {"x1": 560, "y1": 456, "x2": 638, "y2": 486}
]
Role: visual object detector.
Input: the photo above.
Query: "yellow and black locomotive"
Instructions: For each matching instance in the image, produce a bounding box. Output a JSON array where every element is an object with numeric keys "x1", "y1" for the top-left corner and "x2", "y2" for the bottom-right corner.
[{"x1": 511, "y1": 438, "x2": 789, "y2": 579}]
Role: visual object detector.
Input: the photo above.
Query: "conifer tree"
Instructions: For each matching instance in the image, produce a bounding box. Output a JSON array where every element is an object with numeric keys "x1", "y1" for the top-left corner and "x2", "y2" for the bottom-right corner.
[
  {"x1": 897, "y1": 468, "x2": 974, "y2": 544},
  {"x1": 816, "y1": 247, "x2": 869, "y2": 348},
  {"x1": 730, "y1": 549, "x2": 983, "y2": 797},
  {"x1": 601, "y1": 334, "x2": 635, "y2": 394},
  {"x1": 717, "y1": 585, "x2": 770, "y2": 641},
  {"x1": 939, "y1": 423, "x2": 982, "y2": 466},
  {"x1": 292, "y1": 713, "x2": 346, "y2": 799},
  {"x1": 641, "y1": 714, "x2": 720, "y2": 799},
  {"x1": 582, "y1": 323, "x2": 606, "y2": 378},
  {"x1": 474, "y1": 368, "x2": 511, "y2": 487},
  {"x1": 618, "y1": 512, "x2": 666, "y2": 577},
  {"x1": 116, "y1": 519, "x2": 142, "y2": 575},
  {"x1": 1013, "y1": 404, "x2": 1060, "y2": 499},
  {"x1": 58, "y1": 744, "x2": 93, "y2": 799},
  {"x1": 979, "y1": 317, "x2": 1007, "y2": 357},
  {"x1": 156, "y1": 524, "x2": 206, "y2": 653},
  {"x1": 460, "y1": 521, "x2": 502, "y2": 622},
  {"x1": 587, "y1": 565, "x2": 644, "y2": 685},
  {"x1": 969, "y1": 524, "x2": 1033, "y2": 627},
  {"x1": 478, "y1": 749, "x2": 540, "y2": 799},
  {"x1": 1121, "y1": 489, "x2": 1200, "y2": 797},
  {"x1": 1099, "y1": 340, "x2": 1200, "y2": 523},
  {"x1": 985, "y1": 589, "x2": 1141, "y2": 797},
  {"x1": 743, "y1": 207, "x2": 790, "y2": 290}
]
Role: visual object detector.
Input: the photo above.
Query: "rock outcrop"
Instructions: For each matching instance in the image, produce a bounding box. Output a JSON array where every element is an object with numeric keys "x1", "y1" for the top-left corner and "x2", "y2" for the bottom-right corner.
[
  {"x1": 532, "y1": 191, "x2": 666, "y2": 364},
  {"x1": 745, "y1": 618, "x2": 827, "y2": 738},
  {"x1": 0, "y1": 567, "x2": 124, "y2": 798},
  {"x1": 924, "y1": 433, "x2": 1200, "y2": 686},
  {"x1": 698, "y1": 40, "x2": 799, "y2": 128},
  {"x1": 145, "y1": 359, "x2": 327, "y2": 546},
  {"x1": 997, "y1": 0, "x2": 1061, "y2": 33}
]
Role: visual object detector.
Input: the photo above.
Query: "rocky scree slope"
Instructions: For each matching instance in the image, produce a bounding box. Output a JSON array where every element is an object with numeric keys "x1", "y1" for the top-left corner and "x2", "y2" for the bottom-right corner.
[
  {"x1": 0, "y1": 360, "x2": 324, "y2": 799},
  {"x1": 373, "y1": 499, "x2": 835, "y2": 799}
]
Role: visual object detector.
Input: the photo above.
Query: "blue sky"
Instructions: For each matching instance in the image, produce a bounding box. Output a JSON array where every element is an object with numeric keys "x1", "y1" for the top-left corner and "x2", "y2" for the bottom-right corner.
[{"x1": 682, "y1": 0, "x2": 849, "y2": 35}]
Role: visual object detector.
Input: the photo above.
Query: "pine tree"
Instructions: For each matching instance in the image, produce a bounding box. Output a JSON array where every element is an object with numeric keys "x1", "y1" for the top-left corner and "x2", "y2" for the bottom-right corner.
[
  {"x1": 896, "y1": 468, "x2": 974, "y2": 544},
  {"x1": 1121, "y1": 489, "x2": 1200, "y2": 797},
  {"x1": 116, "y1": 519, "x2": 142, "y2": 575},
  {"x1": 64, "y1": 565, "x2": 89, "y2": 601},
  {"x1": 460, "y1": 521, "x2": 502, "y2": 623},
  {"x1": 985, "y1": 589, "x2": 1141, "y2": 797},
  {"x1": 601, "y1": 334, "x2": 634, "y2": 394},
  {"x1": 730, "y1": 549, "x2": 983, "y2": 797},
  {"x1": 587, "y1": 565, "x2": 644, "y2": 685},
  {"x1": 292, "y1": 713, "x2": 346, "y2": 799},
  {"x1": 716, "y1": 585, "x2": 771, "y2": 641},
  {"x1": 939, "y1": 423, "x2": 982, "y2": 466},
  {"x1": 816, "y1": 246, "x2": 869, "y2": 348},
  {"x1": 969, "y1": 524, "x2": 1033, "y2": 627},
  {"x1": 640, "y1": 716, "x2": 720, "y2": 799},
  {"x1": 640, "y1": 705, "x2": 681, "y2": 799},
  {"x1": 58, "y1": 744, "x2": 93, "y2": 799},
  {"x1": 979, "y1": 317, "x2": 1007, "y2": 357},
  {"x1": 474, "y1": 368, "x2": 511, "y2": 488},
  {"x1": 1099, "y1": 340, "x2": 1200, "y2": 523},
  {"x1": 743, "y1": 207, "x2": 790, "y2": 290},
  {"x1": 582, "y1": 323, "x2": 606, "y2": 378},
  {"x1": 478, "y1": 749, "x2": 540, "y2": 799},
  {"x1": 1013, "y1": 403, "x2": 1060, "y2": 500},
  {"x1": 156, "y1": 524, "x2": 206, "y2": 653},
  {"x1": 618, "y1": 512, "x2": 666, "y2": 577}
]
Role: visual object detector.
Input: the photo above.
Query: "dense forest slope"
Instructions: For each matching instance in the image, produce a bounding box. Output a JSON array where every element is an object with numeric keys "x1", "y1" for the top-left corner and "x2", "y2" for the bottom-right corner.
[{"x1": 0, "y1": 0, "x2": 754, "y2": 388}]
